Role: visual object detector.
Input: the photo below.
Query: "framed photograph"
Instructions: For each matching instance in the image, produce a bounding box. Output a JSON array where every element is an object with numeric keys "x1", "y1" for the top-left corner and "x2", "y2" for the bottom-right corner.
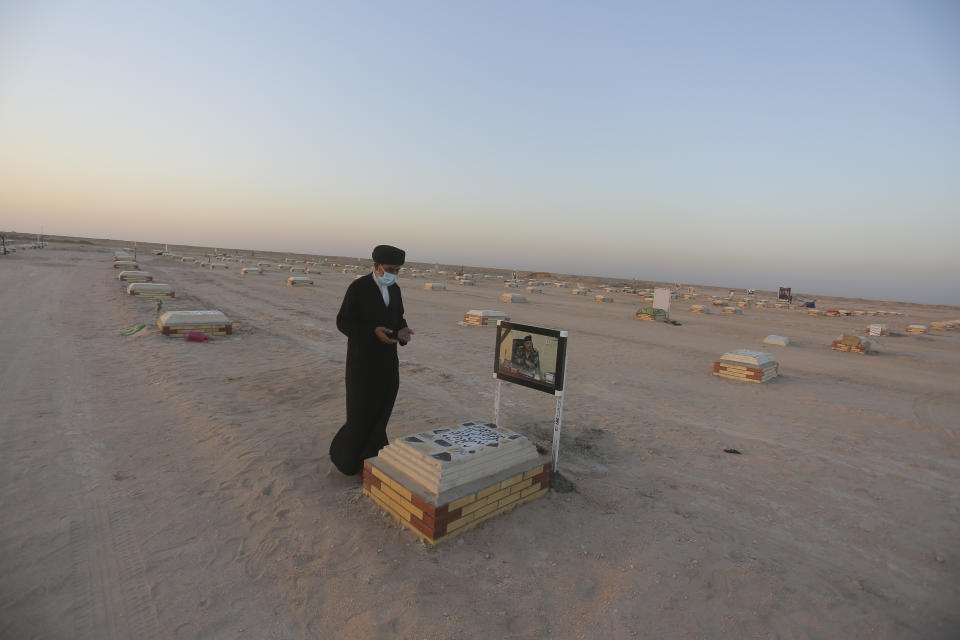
[{"x1": 494, "y1": 321, "x2": 568, "y2": 394}]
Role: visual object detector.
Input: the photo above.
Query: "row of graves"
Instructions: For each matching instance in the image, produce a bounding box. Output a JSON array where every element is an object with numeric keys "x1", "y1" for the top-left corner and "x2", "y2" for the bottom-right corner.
[{"x1": 112, "y1": 250, "x2": 233, "y2": 340}]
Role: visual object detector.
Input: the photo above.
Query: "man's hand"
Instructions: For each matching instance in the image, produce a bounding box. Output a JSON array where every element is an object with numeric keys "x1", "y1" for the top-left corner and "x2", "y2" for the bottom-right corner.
[
  {"x1": 397, "y1": 327, "x2": 414, "y2": 343},
  {"x1": 374, "y1": 326, "x2": 398, "y2": 344}
]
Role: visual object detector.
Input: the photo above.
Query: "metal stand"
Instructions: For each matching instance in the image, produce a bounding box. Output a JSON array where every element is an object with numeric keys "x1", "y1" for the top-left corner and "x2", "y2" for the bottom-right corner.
[{"x1": 494, "y1": 332, "x2": 569, "y2": 473}]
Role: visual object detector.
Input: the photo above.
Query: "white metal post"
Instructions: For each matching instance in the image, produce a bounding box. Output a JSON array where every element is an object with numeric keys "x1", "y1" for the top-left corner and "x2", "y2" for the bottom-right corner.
[
  {"x1": 551, "y1": 391, "x2": 565, "y2": 472},
  {"x1": 551, "y1": 331, "x2": 569, "y2": 472}
]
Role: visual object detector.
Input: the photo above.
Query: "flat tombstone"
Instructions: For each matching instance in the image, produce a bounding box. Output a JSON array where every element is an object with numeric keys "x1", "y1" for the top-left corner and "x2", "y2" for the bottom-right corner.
[
  {"x1": 209, "y1": 262, "x2": 229, "y2": 269},
  {"x1": 500, "y1": 293, "x2": 527, "y2": 303},
  {"x1": 241, "y1": 267, "x2": 263, "y2": 275},
  {"x1": 289, "y1": 266, "x2": 307, "y2": 274},
  {"x1": 424, "y1": 283, "x2": 446, "y2": 291},
  {"x1": 526, "y1": 287, "x2": 543, "y2": 294},
  {"x1": 286, "y1": 276, "x2": 314, "y2": 286},
  {"x1": 118, "y1": 270, "x2": 153, "y2": 282},
  {"x1": 905, "y1": 324, "x2": 928, "y2": 334},
  {"x1": 594, "y1": 295, "x2": 613, "y2": 303},
  {"x1": 157, "y1": 310, "x2": 232, "y2": 338},
  {"x1": 690, "y1": 304, "x2": 709, "y2": 314},
  {"x1": 256, "y1": 262, "x2": 272, "y2": 267},
  {"x1": 762, "y1": 335, "x2": 789, "y2": 346},
  {"x1": 127, "y1": 282, "x2": 175, "y2": 297},
  {"x1": 113, "y1": 260, "x2": 139, "y2": 269}
]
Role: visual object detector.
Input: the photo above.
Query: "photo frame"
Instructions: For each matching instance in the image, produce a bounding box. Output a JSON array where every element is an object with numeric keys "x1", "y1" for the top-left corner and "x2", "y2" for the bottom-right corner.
[{"x1": 494, "y1": 321, "x2": 568, "y2": 394}]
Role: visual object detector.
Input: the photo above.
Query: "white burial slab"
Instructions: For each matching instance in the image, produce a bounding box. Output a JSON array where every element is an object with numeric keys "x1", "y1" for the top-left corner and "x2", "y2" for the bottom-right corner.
[
  {"x1": 113, "y1": 261, "x2": 139, "y2": 269},
  {"x1": 424, "y1": 283, "x2": 446, "y2": 291},
  {"x1": 117, "y1": 270, "x2": 152, "y2": 282},
  {"x1": 720, "y1": 349, "x2": 777, "y2": 368},
  {"x1": 127, "y1": 283, "x2": 174, "y2": 297},
  {"x1": 762, "y1": 335, "x2": 790, "y2": 346},
  {"x1": 594, "y1": 295, "x2": 613, "y2": 303},
  {"x1": 158, "y1": 310, "x2": 229, "y2": 326},
  {"x1": 286, "y1": 276, "x2": 314, "y2": 286},
  {"x1": 208, "y1": 262, "x2": 229, "y2": 269},
  {"x1": 500, "y1": 293, "x2": 527, "y2": 303},
  {"x1": 289, "y1": 266, "x2": 307, "y2": 273},
  {"x1": 377, "y1": 421, "x2": 541, "y2": 495},
  {"x1": 526, "y1": 286, "x2": 543, "y2": 294},
  {"x1": 240, "y1": 267, "x2": 262, "y2": 275}
]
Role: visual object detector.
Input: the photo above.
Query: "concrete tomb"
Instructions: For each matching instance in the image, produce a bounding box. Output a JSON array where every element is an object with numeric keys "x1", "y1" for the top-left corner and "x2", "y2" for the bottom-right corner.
[
  {"x1": 240, "y1": 267, "x2": 263, "y2": 275},
  {"x1": 866, "y1": 323, "x2": 889, "y2": 336},
  {"x1": 118, "y1": 270, "x2": 153, "y2": 282},
  {"x1": 113, "y1": 260, "x2": 139, "y2": 270},
  {"x1": 461, "y1": 310, "x2": 509, "y2": 326},
  {"x1": 713, "y1": 349, "x2": 779, "y2": 383},
  {"x1": 127, "y1": 283, "x2": 175, "y2": 298},
  {"x1": 762, "y1": 335, "x2": 790, "y2": 346},
  {"x1": 424, "y1": 283, "x2": 446, "y2": 291},
  {"x1": 157, "y1": 310, "x2": 232, "y2": 338},
  {"x1": 285, "y1": 276, "x2": 314, "y2": 286},
  {"x1": 363, "y1": 421, "x2": 549, "y2": 544},
  {"x1": 832, "y1": 334, "x2": 871, "y2": 354},
  {"x1": 500, "y1": 293, "x2": 527, "y2": 303},
  {"x1": 635, "y1": 307, "x2": 666, "y2": 321}
]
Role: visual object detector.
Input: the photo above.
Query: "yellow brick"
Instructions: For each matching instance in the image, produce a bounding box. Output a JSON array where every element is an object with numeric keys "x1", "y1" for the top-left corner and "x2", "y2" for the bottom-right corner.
[
  {"x1": 517, "y1": 487, "x2": 548, "y2": 505},
  {"x1": 382, "y1": 475, "x2": 413, "y2": 501},
  {"x1": 509, "y1": 478, "x2": 534, "y2": 494},
  {"x1": 499, "y1": 473, "x2": 525, "y2": 490},
  {"x1": 369, "y1": 485, "x2": 412, "y2": 522},
  {"x1": 475, "y1": 500, "x2": 500, "y2": 520},
  {"x1": 488, "y1": 487, "x2": 511, "y2": 503},
  {"x1": 520, "y1": 483, "x2": 543, "y2": 498},
  {"x1": 461, "y1": 495, "x2": 494, "y2": 516},
  {"x1": 370, "y1": 465, "x2": 391, "y2": 484},
  {"x1": 477, "y1": 483, "x2": 501, "y2": 499},
  {"x1": 448, "y1": 493, "x2": 476, "y2": 511},
  {"x1": 498, "y1": 491, "x2": 523, "y2": 508},
  {"x1": 366, "y1": 490, "x2": 409, "y2": 525},
  {"x1": 446, "y1": 512, "x2": 476, "y2": 532},
  {"x1": 522, "y1": 464, "x2": 545, "y2": 480},
  {"x1": 378, "y1": 482, "x2": 423, "y2": 520}
]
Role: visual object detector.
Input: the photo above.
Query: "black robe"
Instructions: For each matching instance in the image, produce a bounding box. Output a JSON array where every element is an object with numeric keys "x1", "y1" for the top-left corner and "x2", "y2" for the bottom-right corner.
[{"x1": 329, "y1": 274, "x2": 408, "y2": 474}]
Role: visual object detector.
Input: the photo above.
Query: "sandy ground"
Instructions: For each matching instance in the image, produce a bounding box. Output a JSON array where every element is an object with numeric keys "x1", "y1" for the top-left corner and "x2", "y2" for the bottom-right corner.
[{"x1": 1, "y1": 241, "x2": 958, "y2": 640}]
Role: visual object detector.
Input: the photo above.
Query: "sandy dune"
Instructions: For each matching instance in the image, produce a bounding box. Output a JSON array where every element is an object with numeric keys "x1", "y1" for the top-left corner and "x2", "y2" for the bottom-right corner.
[{"x1": 1, "y1": 241, "x2": 958, "y2": 639}]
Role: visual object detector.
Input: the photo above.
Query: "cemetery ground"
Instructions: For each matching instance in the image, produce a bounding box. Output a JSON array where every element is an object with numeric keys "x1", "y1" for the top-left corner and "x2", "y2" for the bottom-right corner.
[{"x1": 1, "y1": 240, "x2": 958, "y2": 639}]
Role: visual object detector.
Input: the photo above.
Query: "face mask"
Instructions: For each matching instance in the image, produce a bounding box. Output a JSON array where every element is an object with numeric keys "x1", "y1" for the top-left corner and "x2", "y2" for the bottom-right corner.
[{"x1": 378, "y1": 271, "x2": 397, "y2": 286}]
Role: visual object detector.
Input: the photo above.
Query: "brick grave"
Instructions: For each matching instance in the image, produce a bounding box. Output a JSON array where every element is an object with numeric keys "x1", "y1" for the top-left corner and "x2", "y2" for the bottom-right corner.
[{"x1": 363, "y1": 421, "x2": 550, "y2": 544}]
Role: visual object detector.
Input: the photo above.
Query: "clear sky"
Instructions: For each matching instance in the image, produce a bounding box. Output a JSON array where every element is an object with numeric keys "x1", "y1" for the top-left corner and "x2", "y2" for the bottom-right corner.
[{"x1": 1, "y1": 1, "x2": 958, "y2": 304}]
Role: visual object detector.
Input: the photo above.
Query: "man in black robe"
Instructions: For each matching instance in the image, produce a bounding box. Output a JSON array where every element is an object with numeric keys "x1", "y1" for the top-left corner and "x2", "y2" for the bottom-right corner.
[{"x1": 329, "y1": 244, "x2": 414, "y2": 475}]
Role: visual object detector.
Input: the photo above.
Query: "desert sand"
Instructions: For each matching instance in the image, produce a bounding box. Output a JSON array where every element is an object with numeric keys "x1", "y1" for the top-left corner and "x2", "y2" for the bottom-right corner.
[{"x1": 1, "y1": 239, "x2": 958, "y2": 639}]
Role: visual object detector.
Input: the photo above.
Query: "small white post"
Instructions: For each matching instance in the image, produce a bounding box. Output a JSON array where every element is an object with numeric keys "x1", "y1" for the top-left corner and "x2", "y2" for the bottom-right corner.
[
  {"x1": 493, "y1": 376, "x2": 502, "y2": 426},
  {"x1": 552, "y1": 391, "x2": 565, "y2": 472},
  {"x1": 551, "y1": 330, "x2": 569, "y2": 472}
]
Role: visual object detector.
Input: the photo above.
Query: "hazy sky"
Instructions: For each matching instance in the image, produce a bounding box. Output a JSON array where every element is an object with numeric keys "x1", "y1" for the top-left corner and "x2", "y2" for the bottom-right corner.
[{"x1": 1, "y1": 1, "x2": 958, "y2": 304}]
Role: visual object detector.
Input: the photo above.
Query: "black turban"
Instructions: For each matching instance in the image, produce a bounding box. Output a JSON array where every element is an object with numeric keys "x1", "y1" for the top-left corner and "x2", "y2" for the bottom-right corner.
[{"x1": 372, "y1": 245, "x2": 405, "y2": 265}]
